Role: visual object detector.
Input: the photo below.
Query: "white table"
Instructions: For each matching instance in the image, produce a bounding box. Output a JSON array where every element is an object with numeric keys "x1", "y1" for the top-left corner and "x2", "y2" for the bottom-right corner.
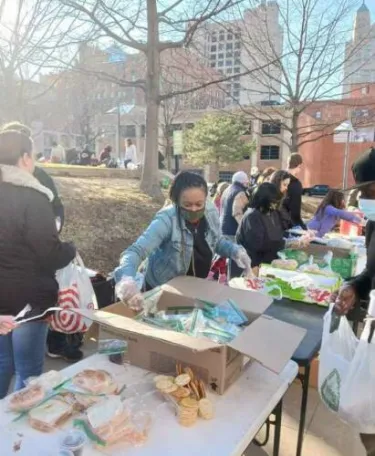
[{"x1": 0, "y1": 354, "x2": 298, "y2": 456}]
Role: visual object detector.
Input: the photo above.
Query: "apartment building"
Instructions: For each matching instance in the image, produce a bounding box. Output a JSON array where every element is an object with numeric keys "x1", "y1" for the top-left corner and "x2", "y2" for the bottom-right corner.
[{"x1": 192, "y1": 1, "x2": 283, "y2": 107}]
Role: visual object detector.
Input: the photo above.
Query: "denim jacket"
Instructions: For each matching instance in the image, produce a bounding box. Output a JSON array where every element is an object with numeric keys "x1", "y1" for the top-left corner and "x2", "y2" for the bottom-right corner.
[{"x1": 114, "y1": 200, "x2": 239, "y2": 288}]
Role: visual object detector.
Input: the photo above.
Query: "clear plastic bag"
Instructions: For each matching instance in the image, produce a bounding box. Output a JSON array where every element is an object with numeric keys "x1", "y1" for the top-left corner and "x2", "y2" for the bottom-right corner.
[{"x1": 7, "y1": 384, "x2": 49, "y2": 413}]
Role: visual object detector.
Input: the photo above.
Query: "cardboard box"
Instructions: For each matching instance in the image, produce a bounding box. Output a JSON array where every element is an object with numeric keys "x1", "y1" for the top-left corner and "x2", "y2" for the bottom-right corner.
[
  {"x1": 77, "y1": 277, "x2": 306, "y2": 394},
  {"x1": 282, "y1": 244, "x2": 357, "y2": 279},
  {"x1": 259, "y1": 265, "x2": 342, "y2": 306}
]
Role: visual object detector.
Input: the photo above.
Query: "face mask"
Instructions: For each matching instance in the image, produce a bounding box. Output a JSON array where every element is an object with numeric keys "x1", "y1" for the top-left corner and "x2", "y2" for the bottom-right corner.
[
  {"x1": 359, "y1": 198, "x2": 375, "y2": 221},
  {"x1": 180, "y1": 207, "x2": 205, "y2": 223}
]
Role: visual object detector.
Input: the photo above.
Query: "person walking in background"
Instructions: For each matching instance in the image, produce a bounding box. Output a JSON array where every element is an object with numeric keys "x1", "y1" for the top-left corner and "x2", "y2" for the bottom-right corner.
[
  {"x1": 124, "y1": 139, "x2": 138, "y2": 168},
  {"x1": 213, "y1": 182, "x2": 230, "y2": 212},
  {"x1": 220, "y1": 171, "x2": 250, "y2": 237},
  {"x1": 308, "y1": 189, "x2": 362, "y2": 238},
  {"x1": 283, "y1": 153, "x2": 306, "y2": 229},
  {"x1": 0, "y1": 130, "x2": 76, "y2": 398},
  {"x1": 50, "y1": 140, "x2": 66, "y2": 164},
  {"x1": 114, "y1": 171, "x2": 251, "y2": 305}
]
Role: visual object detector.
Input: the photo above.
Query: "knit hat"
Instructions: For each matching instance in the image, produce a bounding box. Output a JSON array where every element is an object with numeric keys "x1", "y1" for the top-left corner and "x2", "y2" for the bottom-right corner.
[
  {"x1": 232, "y1": 171, "x2": 249, "y2": 185},
  {"x1": 349, "y1": 147, "x2": 375, "y2": 190}
]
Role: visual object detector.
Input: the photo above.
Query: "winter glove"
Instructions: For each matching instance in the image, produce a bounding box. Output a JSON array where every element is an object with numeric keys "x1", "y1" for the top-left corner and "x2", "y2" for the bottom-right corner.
[
  {"x1": 232, "y1": 246, "x2": 253, "y2": 278},
  {"x1": 115, "y1": 274, "x2": 145, "y2": 312}
]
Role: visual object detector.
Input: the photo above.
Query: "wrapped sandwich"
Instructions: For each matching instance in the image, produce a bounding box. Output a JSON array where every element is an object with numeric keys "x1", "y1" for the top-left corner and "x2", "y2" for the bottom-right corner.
[
  {"x1": 271, "y1": 259, "x2": 299, "y2": 271},
  {"x1": 72, "y1": 370, "x2": 118, "y2": 395},
  {"x1": 28, "y1": 398, "x2": 73, "y2": 432},
  {"x1": 8, "y1": 384, "x2": 46, "y2": 413},
  {"x1": 86, "y1": 396, "x2": 152, "y2": 447}
]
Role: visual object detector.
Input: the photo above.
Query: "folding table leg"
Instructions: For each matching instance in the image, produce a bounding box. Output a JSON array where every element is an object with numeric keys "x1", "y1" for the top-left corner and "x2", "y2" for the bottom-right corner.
[
  {"x1": 296, "y1": 364, "x2": 311, "y2": 456},
  {"x1": 273, "y1": 400, "x2": 283, "y2": 456}
]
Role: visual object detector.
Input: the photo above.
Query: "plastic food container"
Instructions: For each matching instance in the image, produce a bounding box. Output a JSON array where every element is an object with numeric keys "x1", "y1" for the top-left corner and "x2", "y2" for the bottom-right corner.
[{"x1": 60, "y1": 429, "x2": 87, "y2": 456}]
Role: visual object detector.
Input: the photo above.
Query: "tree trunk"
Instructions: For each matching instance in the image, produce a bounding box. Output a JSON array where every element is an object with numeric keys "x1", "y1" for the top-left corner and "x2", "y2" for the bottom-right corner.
[
  {"x1": 290, "y1": 110, "x2": 299, "y2": 154},
  {"x1": 140, "y1": 0, "x2": 162, "y2": 198}
]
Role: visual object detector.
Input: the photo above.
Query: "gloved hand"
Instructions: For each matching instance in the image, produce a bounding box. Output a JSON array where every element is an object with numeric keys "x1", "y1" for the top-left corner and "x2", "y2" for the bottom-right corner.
[
  {"x1": 232, "y1": 246, "x2": 253, "y2": 278},
  {"x1": 115, "y1": 276, "x2": 145, "y2": 312}
]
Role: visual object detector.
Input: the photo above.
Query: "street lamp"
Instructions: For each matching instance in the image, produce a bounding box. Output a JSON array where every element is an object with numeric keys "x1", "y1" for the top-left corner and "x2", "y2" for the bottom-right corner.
[{"x1": 334, "y1": 120, "x2": 355, "y2": 189}]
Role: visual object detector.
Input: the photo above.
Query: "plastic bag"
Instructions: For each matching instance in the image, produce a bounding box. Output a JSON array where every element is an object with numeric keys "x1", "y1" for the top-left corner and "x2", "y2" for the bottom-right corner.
[
  {"x1": 51, "y1": 254, "x2": 98, "y2": 334},
  {"x1": 319, "y1": 305, "x2": 375, "y2": 433}
]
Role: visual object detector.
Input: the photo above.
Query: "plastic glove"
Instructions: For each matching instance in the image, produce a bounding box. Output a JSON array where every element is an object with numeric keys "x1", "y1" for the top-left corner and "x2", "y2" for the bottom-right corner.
[
  {"x1": 232, "y1": 246, "x2": 253, "y2": 278},
  {"x1": 115, "y1": 276, "x2": 145, "y2": 312},
  {"x1": 0, "y1": 316, "x2": 18, "y2": 335}
]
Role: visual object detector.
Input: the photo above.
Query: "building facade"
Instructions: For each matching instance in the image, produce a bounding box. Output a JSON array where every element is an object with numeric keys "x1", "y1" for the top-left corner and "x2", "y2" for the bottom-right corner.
[{"x1": 192, "y1": 1, "x2": 283, "y2": 107}]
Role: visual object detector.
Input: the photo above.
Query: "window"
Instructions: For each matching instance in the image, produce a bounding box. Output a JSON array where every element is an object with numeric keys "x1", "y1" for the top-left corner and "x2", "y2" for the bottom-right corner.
[
  {"x1": 226, "y1": 60, "x2": 232, "y2": 66},
  {"x1": 212, "y1": 36, "x2": 217, "y2": 43},
  {"x1": 315, "y1": 111, "x2": 322, "y2": 119},
  {"x1": 211, "y1": 45, "x2": 217, "y2": 52},
  {"x1": 218, "y1": 53, "x2": 224, "y2": 59},
  {"x1": 210, "y1": 62, "x2": 216, "y2": 67},
  {"x1": 218, "y1": 61, "x2": 223, "y2": 67},
  {"x1": 219, "y1": 43, "x2": 224, "y2": 51},
  {"x1": 261, "y1": 121, "x2": 281, "y2": 135},
  {"x1": 362, "y1": 86, "x2": 370, "y2": 95},
  {"x1": 234, "y1": 83, "x2": 241, "y2": 89},
  {"x1": 260, "y1": 145, "x2": 280, "y2": 160},
  {"x1": 235, "y1": 42, "x2": 241, "y2": 49},
  {"x1": 233, "y1": 91, "x2": 240, "y2": 98},
  {"x1": 226, "y1": 68, "x2": 232, "y2": 74},
  {"x1": 123, "y1": 125, "x2": 136, "y2": 137},
  {"x1": 219, "y1": 32, "x2": 225, "y2": 41},
  {"x1": 226, "y1": 52, "x2": 233, "y2": 58},
  {"x1": 227, "y1": 32, "x2": 233, "y2": 40},
  {"x1": 235, "y1": 58, "x2": 241, "y2": 65},
  {"x1": 141, "y1": 125, "x2": 146, "y2": 137},
  {"x1": 234, "y1": 67, "x2": 240, "y2": 73},
  {"x1": 235, "y1": 32, "x2": 241, "y2": 40},
  {"x1": 234, "y1": 75, "x2": 240, "y2": 81},
  {"x1": 219, "y1": 171, "x2": 234, "y2": 182},
  {"x1": 226, "y1": 43, "x2": 233, "y2": 50},
  {"x1": 210, "y1": 54, "x2": 216, "y2": 60}
]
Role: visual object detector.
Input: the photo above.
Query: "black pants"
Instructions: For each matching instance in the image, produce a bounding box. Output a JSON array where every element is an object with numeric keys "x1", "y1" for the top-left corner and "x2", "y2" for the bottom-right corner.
[
  {"x1": 124, "y1": 159, "x2": 132, "y2": 168},
  {"x1": 228, "y1": 259, "x2": 243, "y2": 280}
]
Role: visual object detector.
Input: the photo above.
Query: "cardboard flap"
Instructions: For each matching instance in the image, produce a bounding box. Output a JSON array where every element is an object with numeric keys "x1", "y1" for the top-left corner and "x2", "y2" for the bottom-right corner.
[
  {"x1": 74, "y1": 308, "x2": 221, "y2": 352},
  {"x1": 162, "y1": 276, "x2": 272, "y2": 315},
  {"x1": 228, "y1": 315, "x2": 306, "y2": 373}
]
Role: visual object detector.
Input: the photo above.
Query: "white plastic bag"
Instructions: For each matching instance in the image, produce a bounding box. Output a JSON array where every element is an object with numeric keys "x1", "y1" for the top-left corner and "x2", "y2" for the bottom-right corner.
[
  {"x1": 319, "y1": 305, "x2": 375, "y2": 433},
  {"x1": 50, "y1": 254, "x2": 98, "y2": 334}
]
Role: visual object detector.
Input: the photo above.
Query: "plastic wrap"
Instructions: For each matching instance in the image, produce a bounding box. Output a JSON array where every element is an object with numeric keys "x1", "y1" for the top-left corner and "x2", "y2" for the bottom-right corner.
[
  {"x1": 7, "y1": 384, "x2": 48, "y2": 413},
  {"x1": 28, "y1": 397, "x2": 73, "y2": 432}
]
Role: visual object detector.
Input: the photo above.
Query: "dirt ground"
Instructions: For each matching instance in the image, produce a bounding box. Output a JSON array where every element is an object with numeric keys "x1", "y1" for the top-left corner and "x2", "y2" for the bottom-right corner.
[
  {"x1": 56, "y1": 176, "x2": 319, "y2": 274},
  {"x1": 56, "y1": 177, "x2": 163, "y2": 274}
]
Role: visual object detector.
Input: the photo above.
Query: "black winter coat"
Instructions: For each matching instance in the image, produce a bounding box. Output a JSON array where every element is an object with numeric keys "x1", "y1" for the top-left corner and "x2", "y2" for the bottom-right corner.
[
  {"x1": 350, "y1": 220, "x2": 375, "y2": 300},
  {"x1": 0, "y1": 166, "x2": 76, "y2": 316},
  {"x1": 282, "y1": 175, "x2": 306, "y2": 229},
  {"x1": 236, "y1": 208, "x2": 286, "y2": 268}
]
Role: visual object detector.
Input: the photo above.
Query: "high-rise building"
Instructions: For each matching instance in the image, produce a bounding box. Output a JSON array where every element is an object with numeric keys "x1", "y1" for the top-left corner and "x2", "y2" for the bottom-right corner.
[
  {"x1": 192, "y1": 1, "x2": 283, "y2": 106},
  {"x1": 344, "y1": 2, "x2": 375, "y2": 92}
]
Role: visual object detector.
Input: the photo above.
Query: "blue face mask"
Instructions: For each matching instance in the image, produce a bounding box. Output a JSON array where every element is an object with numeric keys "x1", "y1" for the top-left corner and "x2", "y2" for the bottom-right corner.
[{"x1": 359, "y1": 199, "x2": 375, "y2": 221}]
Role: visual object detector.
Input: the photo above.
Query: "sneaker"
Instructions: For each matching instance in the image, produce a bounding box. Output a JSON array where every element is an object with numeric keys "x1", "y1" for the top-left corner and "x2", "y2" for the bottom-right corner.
[{"x1": 47, "y1": 345, "x2": 83, "y2": 363}]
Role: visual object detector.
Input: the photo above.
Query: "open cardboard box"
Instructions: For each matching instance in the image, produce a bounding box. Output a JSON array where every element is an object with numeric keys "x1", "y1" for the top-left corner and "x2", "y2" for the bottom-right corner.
[{"x1": 78, "y1": 277, "x2": 306, "y2": 394}]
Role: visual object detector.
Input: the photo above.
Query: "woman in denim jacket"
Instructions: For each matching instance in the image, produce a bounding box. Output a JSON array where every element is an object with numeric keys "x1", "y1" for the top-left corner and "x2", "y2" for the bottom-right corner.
[{"x1": 115, "y1": 171, "x2": 251, "y2": 308}]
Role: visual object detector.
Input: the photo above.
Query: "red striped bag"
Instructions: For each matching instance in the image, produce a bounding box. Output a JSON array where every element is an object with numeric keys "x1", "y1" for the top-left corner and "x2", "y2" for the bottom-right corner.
[{"x1": 50, "y1": 254, "x2": 98, "y2": 334}]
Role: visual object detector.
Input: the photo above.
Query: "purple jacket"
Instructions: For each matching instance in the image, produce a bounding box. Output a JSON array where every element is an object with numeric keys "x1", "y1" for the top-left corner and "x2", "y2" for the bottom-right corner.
[{"x1": 307, "y1": 205, "x2": 361, "y2": 237}]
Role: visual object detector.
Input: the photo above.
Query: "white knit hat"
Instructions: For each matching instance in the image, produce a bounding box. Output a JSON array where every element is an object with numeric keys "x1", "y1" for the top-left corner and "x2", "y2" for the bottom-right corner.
[{"x1": 232, "y1": 171, "x2": 249, "y2": 185}]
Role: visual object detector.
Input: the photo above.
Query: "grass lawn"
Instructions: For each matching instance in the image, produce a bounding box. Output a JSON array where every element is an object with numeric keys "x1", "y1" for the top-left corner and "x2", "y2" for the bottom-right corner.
[{"x1": 55, "y1": 176, "x2": 319, "y2": 275}]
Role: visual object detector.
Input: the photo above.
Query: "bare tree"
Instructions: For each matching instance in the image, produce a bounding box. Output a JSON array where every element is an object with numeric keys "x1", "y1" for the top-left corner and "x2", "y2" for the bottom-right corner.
[
  {"x1": 0, "y1": 0, "x2": 73, "y2": 123},
  {"x1": 54, "y1": 0, "x2": 251, "y2": 196},
  {"x1": 235, "y1": 0, "x2": 372, "y2": 152}
]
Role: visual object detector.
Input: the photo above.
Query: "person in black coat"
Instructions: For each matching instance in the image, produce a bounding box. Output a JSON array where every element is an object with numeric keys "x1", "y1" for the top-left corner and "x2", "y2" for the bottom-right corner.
[
  {"x1": 0, "y1": 130, "x2": 76, "y2": 398},
  {"x1": 282, "y1": 153, "x2": 306, "y2": 229},
  {"x1": 237, "y1": 183, "x2": 311, "y2": 275}
]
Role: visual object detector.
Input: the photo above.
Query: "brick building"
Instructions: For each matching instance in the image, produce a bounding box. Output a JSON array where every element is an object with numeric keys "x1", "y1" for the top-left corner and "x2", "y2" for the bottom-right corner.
[{"x1": 299, "y1": 85, "x2": 375, "y2": 188}]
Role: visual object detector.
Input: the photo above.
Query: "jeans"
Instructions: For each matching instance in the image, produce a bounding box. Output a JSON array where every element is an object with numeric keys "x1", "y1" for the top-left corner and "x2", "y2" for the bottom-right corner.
[
  {"x1": 0, "y1": 321, "x2": 48, "y2": 399},
  {"x1": 124, "y1": 159, "x2": 132, "y2": 169},
  {"x1": 361, "y1": 434, "x2": 375, "y2": 456}
]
